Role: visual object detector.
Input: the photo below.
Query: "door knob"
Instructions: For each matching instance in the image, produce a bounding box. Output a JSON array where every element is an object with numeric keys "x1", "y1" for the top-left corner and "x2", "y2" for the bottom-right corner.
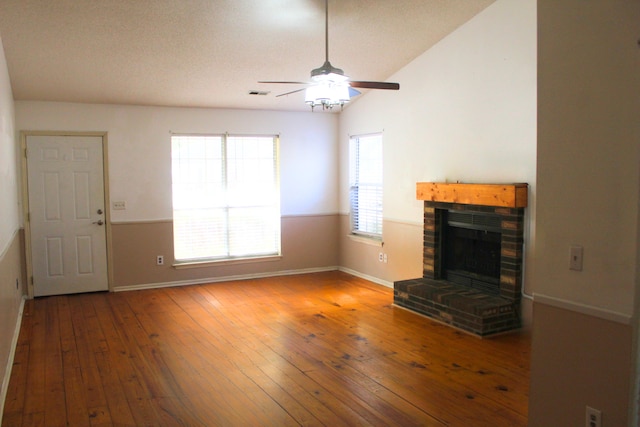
[
  {"x1": 92, "y1": 220, "x2": 104, "y2": 226},
  {"x1": 97, "y1": 209, "x2": 103, "y2": 215}
]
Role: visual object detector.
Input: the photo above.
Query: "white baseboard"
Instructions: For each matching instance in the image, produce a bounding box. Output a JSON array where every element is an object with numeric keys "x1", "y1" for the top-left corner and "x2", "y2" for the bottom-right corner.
[
  {"x1": 533, "y1": 293, "x2": 632, "y2": 325},
  {"x1": 337, "y1": 267, "x2": 394, "y2": 288},
  {"x1": 0, "y1": 296, "x2": 26, "y2": 422}
]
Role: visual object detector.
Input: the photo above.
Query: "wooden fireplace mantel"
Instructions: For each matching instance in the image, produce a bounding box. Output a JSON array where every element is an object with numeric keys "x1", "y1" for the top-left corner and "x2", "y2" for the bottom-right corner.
[{"x1": 416, "y1": 182, "x2": 528, "y2": 208}]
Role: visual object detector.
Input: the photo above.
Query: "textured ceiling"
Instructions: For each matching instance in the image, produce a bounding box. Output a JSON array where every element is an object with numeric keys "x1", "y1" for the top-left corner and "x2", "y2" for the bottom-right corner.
[{"x1": 0, "y1": 0, "x2": 494, "y2": 112}]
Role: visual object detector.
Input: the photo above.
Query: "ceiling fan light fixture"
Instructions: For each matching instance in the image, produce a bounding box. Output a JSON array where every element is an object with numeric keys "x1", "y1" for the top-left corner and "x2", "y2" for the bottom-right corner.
[
  {"x1": 305, "y1": 81, "x2": 350, "y2": 111},
  {"x1": 311, "y1": 72, "x2": 348, "y2": 83},
  {"x1": 310, "y1": 60, "x2": 347, "y2": 82}
]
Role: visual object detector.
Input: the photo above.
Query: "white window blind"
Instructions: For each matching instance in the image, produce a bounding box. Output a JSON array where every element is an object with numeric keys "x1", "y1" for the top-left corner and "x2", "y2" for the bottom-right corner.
[
  {"x1": 171, "y1": 134, "x2": 280, "y2": 262},
  {"x1": 349, "y1": 134, "x2": 382, "y2": 238}
]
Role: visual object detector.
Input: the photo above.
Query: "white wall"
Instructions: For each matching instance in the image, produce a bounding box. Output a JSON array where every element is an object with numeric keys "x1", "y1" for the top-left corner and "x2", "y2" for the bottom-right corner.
[
  {"x1": 15, "y1": 103, "x2": 339, "y2": 221},
  {"x1": 338, "y1": 0, "x2": 537, "y2": 287},
  {"x1": 0, "y1": 35, "x2": 23, "y2": 422},
  {"x1": 0, "y1": 36, "x2": 18, "y2": 250},
  {"x1": 528, "y1": 2, "x2": 639, "y2": 425},
  {"x1": 340, "y1": 0, "x2": 536, "y2": 221},
  {"x1": 534, "y1": 0, "x2": 640, "y2": 318}
]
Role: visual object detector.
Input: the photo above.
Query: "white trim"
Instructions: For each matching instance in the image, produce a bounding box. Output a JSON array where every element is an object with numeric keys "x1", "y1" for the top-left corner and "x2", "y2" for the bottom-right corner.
[
  {"x1": 0, "y1": 228, "x2": 19, "y2": 262},
  {"x1": 0, "y1": 296, "x2": 26, "y2": 423},
  {"x1": 110, "y1": 213, "x2": 341, "y2": 226},
  {"x1": 533, "y1": 293, "x2": 632, "y2": 325},
  {"x1": 383, "y1": 217, "x2": 423, "y2": 227},
  {"x1": 337, "y1": 266, "x2": 393, "y2": 288},
  {"x1": 337, "y1": 212, "x2": 423, "y2": 228},
  {"x1": 110, "y1": 219, "x2": 172, "y2": 225},
  {"x1": 113, "y1": 266, "x2": 339, "y2": 292},
  {"x1": 281, "y1": 213, "x2": 339, "y2": 219}
]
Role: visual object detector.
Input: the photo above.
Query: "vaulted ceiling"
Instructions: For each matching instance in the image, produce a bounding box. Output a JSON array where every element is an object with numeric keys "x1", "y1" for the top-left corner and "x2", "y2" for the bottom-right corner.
[{"x1": 0, "y1": 0, "x2": 494, "y2": 112}]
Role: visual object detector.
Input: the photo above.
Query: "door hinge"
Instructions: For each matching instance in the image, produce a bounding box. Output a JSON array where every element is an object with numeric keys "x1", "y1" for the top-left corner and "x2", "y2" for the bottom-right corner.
[
  {"x1": 30, "y1": 276, "x2": 34, "y2": 285},
  {"x1": 24, "y1": 147, "x2": 28, "y2": 158}
]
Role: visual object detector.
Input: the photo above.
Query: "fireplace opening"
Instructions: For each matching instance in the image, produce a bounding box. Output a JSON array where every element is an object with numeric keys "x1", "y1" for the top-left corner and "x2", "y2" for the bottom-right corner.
[{"x1": 444, "y1": 211, "x2": 502, "y2": 295}]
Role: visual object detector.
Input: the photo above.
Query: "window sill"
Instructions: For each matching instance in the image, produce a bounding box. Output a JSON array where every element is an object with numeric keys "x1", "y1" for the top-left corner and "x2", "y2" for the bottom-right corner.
[
  {"x1": 173, "y1": 254, "x2": 282, "y2": 269},
  {"x1": 347, "y1": 234, "x2": 383, "y2": 247}
]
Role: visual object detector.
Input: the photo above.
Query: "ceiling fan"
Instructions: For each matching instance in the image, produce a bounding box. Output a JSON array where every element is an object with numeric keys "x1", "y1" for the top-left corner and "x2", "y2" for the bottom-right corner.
[{"x1": 259, "y1": 0, "x2": 400, "y2": 110}]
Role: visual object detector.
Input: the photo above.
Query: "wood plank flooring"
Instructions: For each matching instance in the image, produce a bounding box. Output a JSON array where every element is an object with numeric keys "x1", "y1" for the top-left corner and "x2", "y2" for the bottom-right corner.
[{"x1": 2, "y1": 271, "x2": 530, "y2": 426}]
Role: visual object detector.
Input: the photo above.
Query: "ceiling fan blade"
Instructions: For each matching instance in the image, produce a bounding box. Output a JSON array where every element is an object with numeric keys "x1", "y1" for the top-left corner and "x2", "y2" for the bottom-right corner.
[
  {"x1": 259, "y1": 81, "x2": 308, "y2": 85},
  {"x1": 276, "y1": 88, "x2": 306, "y2": 97},
  {"x1": 349, "y1": 81, "x2": 400, "y2": 90},
  {"x1": 349, "y1": 87, "x2": 361, "y2": 97}
]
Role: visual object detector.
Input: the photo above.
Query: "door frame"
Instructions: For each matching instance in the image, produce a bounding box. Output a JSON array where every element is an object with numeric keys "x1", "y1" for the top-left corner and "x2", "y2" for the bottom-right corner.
[{"x1": 21, "y1": 131, "x2": 114, "y2": 298}]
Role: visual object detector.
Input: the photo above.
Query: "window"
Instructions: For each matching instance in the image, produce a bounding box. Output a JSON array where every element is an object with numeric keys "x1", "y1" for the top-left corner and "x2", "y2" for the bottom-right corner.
[
  {"x1": 349, "y1": 133, "x2": 383, "y2": 239},
  {"x1": 171, "y1": 134, "x2": 280, "y2": 263}
]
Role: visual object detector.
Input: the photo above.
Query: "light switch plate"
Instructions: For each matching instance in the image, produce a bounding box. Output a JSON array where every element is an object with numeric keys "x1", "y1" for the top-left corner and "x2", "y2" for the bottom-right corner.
[{"x1": 570, "y1": 245, "x2": 583, "y2": 271}]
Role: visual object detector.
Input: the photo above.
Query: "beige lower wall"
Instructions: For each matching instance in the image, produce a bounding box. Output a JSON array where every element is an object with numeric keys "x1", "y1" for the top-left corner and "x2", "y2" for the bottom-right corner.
[
  {"x1": 529, "y1": 301, "x2": 633, "y2": 426},
  {"x1": 338, "y1": 214, "x2": 423, "y2": 285},
  {"x1": 0, "y1": 231, "x2": 25, "y2": 412},
  {"x1": 110, "y1": 214, "x2": 339, "y2": 289}
]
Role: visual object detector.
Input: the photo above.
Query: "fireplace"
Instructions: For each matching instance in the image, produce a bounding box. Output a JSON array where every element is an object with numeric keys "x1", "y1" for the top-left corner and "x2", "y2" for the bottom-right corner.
[
  {"x1": 394, "y1": 183, "x2": 527, "y2": 336},
  {"x1": 444, "y1": 210, "x2": 502, "y2": 295}
]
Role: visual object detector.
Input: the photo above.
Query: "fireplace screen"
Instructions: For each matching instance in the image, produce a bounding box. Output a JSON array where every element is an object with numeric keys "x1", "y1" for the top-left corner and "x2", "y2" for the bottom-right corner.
[{"x1": 444, "y1": 211, "x2": 501, "y2": 294}]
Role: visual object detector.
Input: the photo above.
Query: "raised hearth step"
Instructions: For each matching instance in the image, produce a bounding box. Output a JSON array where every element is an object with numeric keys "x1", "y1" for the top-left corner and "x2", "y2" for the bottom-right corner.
[{"x1": 394, "y1": 278, "x2": 521, "y2": 336}]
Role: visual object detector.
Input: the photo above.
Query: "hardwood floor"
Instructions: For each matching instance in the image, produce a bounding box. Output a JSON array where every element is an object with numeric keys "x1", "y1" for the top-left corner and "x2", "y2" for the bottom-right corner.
[{"x1": 2, "y1": 271, "x2": 530, "y2": 426}]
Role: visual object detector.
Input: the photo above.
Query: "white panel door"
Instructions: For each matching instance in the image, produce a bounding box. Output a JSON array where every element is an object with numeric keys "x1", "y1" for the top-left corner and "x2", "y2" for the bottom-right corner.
[{"x1": 27, "y1": 135, "x2": 108, "y2": 296}]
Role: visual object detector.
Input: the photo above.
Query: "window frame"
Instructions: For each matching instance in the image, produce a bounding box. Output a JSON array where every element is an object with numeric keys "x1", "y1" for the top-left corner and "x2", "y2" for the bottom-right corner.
[
  {"x1": 349, "y1": 133, "x2": 383, "y2": 241},
  {"x1": 170, "y1": 133, "x2": 281, "y2": 266}
]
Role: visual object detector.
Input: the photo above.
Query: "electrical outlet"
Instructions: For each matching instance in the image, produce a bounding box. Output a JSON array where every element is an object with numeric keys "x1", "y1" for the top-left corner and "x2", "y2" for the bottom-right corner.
[
  {"x1": 378, "y1": 252, "x2": 383, "y2": 262},
  {"x1": 586, "y1": 406, "x2": 601, "y2": 427},
  {"x1": 156, "y1": 255, "x2": 164, "y2": 266},
  {"x1": 383, "y1": 253, "x2": 388, "y2": 263}
]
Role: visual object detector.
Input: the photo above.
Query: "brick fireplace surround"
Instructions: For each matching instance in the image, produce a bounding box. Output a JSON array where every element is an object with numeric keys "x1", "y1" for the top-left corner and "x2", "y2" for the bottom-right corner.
[{"x1": 394, "y1": 183, "x2": 527, "y2": 336}]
